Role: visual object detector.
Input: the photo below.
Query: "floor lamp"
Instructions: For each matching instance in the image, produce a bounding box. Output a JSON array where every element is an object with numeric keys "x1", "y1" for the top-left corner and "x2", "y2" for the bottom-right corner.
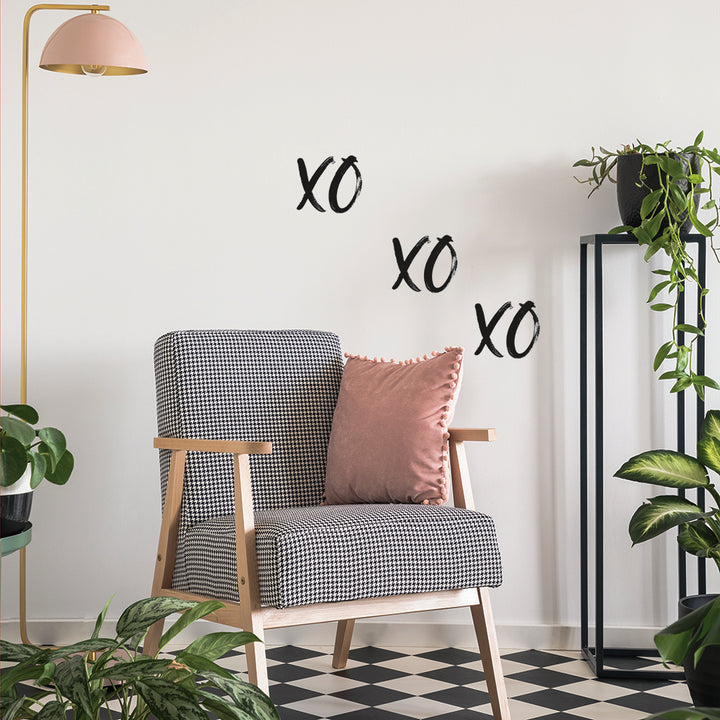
[{"x1": 8, "y1": 3, "x2": 147, "y2": 643}]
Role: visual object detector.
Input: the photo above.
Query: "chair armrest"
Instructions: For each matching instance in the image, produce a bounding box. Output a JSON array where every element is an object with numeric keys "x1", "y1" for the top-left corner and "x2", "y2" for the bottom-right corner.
[
  {"x1": 449, "y1": 428, "x2": 496, "y2": 442},
  {"x1": 154, "y1": 437, "x2": 272, "y2": 454}
]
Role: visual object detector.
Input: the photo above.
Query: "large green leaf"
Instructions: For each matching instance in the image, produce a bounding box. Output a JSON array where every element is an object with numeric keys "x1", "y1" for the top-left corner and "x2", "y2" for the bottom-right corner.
[
  {"x1": 201, "y1": 672, "x2": 280, "y2": 720},
  {"x1": 199, "y1": 693, "x2": 259, "y2": 720},
  {"x1": 0, "y1": 417, "x2": 35, "y2": 446},
  {"x1": 53, "y1": 656, "x2": 94, "y2": 718},
  {"x1": 0, "y1": 660, "x2": 46, "y2": 695},
  {"x1": 629, "y1": 496, "x2": 709, "y2": 543},
  {"x1": 0, "y1": 639, "x2": 43, "y2": 663},
  {"x1": 91, "y1": 658, "x2": 175, "y2": 682},
  {"x1": 1, "y1": 404, "x2": 38, "y2": 424},
  {"x1": 694, "y1": 596, "x2": 720, "y2": 665},
  {"x1": 135, "y1": 677, "x2": 207, "y2": 720},
  {"x1": 179, "y1": 631, "x2": 261, "y2": 662},
  {"x1": 697, "y1": 409, "x2": 720, "y2": 474},
  {"x1": 37, "y1": 428, "x2": 66, "y2": 463},
  {"x1": 159, "y1": 600, "x2": 224, "y2": 650},
  {"x1": 655, "y1": 595, "x2": 718, "y2": 665},
  {"x1": 177, "y1": 651, "x2": 235, "y2": 679},
  {"x1": 44, "y1": 449, "x2": 73, "y2": 486},
  {"x1": 615, "y1": 450, "x2": 709, "y2": 489},
  {"x1": 115, "y1": 597, "x2": 198, "y2": 641},
  {"x1": 47, "y1": 638, "x2": 115, "y2": 661},
  {"x1": 678, "y1": 522, "x2": 720, "y2": 558},
  {"x1": 0, "y1": 436, "x2": 28, "y2": 487},
  {"x1": 28, "y1": 452, "x2": 47, "y2": 489}
]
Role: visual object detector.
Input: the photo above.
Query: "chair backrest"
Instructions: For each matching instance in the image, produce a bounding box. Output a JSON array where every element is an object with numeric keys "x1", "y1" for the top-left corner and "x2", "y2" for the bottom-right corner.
[{"x1": 154, "y1": 330, "x2": 343, "y2": 526}]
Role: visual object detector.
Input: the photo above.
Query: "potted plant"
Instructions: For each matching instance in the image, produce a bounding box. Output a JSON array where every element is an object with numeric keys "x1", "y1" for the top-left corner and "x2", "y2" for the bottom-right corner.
[
  {"x1": 614, "y1": 408, "x2": 720, "y2": 706},
  {"x1": 574, "y1": 132, "x2": 720, "y2": 399},
  {"x1": 0, "y1": 595, "x2": 280, "y2": 720},
  {"x1": 0, "y1": 404, "x2": 74, "y2": 537}
]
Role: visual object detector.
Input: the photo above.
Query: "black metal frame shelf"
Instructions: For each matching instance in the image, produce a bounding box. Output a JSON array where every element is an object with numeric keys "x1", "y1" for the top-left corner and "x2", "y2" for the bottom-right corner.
[{"x1": 580, "y1": 233, "x2": 707, "y2": 680}]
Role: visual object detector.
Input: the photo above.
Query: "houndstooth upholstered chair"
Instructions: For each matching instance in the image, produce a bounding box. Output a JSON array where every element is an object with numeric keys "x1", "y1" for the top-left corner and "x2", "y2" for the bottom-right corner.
[{"x1": 144, "y1": 330, "x2": 509, "y2": 720}]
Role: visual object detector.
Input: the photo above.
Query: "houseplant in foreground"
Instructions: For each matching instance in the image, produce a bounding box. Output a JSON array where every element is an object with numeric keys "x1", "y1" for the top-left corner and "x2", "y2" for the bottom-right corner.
[
  {"x1": 574, "y1": 132, "x2": 720, "y2": 399},
  {"x1": 0, "y1": 596, "x2": 279, "y2": 720},
  {"x1": 614, "y1": 409, "x2": 720, "y2": 705},
  {"x1": 0, "y1": 403, "x2": 74, "y2": 536}
]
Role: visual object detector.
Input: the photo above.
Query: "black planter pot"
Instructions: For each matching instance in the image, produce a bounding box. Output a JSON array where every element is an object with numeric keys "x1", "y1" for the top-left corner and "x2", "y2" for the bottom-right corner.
[
  {"x1": 1, "y1": 492, "x2": 33, "y2": 537},
  {"x1": 679, "y1": 594, "x2": 720, "y2": 707},
  {"x1": 616, "y1": 152, "x2": 699, "y2": 231}
]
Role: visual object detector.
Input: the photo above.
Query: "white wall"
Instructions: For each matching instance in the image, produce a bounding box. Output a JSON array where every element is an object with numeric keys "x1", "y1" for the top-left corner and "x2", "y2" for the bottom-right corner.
[{"x1": 2, "y1": 0, "x2": 720, "y2": 646}]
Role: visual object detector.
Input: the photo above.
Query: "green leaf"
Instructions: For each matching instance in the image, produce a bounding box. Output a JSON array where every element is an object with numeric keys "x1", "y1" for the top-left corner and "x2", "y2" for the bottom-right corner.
[
  {"x1": 656, "y1": 596, "x2": 720, "y2": 666},
  {"x1": 698, "y1": 410, "x2": 720, "y2": 475},
  {"x1": 0, "y1": 436, "x2": 28, "y2": 487},
  {"x1": 176, "y1": 652, "x2": 235, "y2": 679},
  {"x1": 37, "y1": 662, "x2": 56, "y2": 687},
  {"x1": 615, "y1": 449, "x2": 710, "y2": 489},
  {"x1": 0, "y1": 417, "x2": 36, "y2": 446},
  {"x1": 629, "y1": 496, "x2": 709, "y2": 543},
  {"x1": 609, "y1": 225, "x2": 634, "y2": 234},
  {"x1": 0, "y1": 639, "x2": 42, "y2": 662},
  {"x1": 159, "y1": 600, "x2": 224, "y2": 650},
  {"x1": 53, "y1": 655, "x2": 94, "y2": 718},
  {"x1": 676, "y1": 345, "x2": 689, "y2": 373},
  {"x1": 0, "y1": 697, "x2": 28, "y2": 720},
  {"x1": 648, "y1": 281, "x2": 671, "y2": 303},
  {"x1": 677, "y1": 521, "x2": 720, "y2": 558},
  {"x1": 47, "y1": 638, "x2": 115, "y2": 661},
  {"x1": 179, "y1": 631, "x2": 261, "y2": 663},
  {"x1": 135, "y1": 677, "x2": 208, "y2": 720},
  {"x1": 695, "y1": 130, "x2": 705, "y2": 146},
  {"x1": 0, "y1": 661, "x2": 45, "y2": 696},
  {"x1": 694, "y1": 375, "x2": 720, "y2": 389},
  {"x1": 1, "y1": 404, "x2": 38, "y2": 424},
  {"x1": 659, "y1": 370, "x2": 686, "y2": 381},
  {"x1": 200, "y1": 672, "x2": 280, "y2": 720},
  {"x1": 35, "y1": 701, "x2": 69, "y2": 720},
  {"x1": 641, "y1": 189, "x2": 663, "y2": 219},
  {"x1": 646, "y1": 708, "x2": 720, "y2": 720},
  {"x1": 37, "y1": 428, "x2": 66, "y2": 463},
  {"x1": 115, "y1": 597, "x2": 199, "y2": 641},
  {"x1": 92, "y1": 595, "x2": 114, "y2": 640},
  {"x1": 653, "y1": 341, "x2": 674, "y2": 371},
  {"x1": 199, "y1": 694, "x2": 261, "y2": 720},
  {"x1": 651, "y1": 303, "x2": 673, "y2": 312},
  {"x1": 676, "y1": 324, "x2": 703, "y2": 335},
  {"x1": 652, "y1": 268, "x2": 672, "y2": 276},
  {"x1": 688, "y1": 174, "x2": 704, "y2": 184},
  {"x1": 28, "y1": 452, "x2": 47, "y2": 489},
  {"x1": 45, "y1": 450, "x2": 73, "y2": 486},
  {"x1": 671, "y1": 375, "x2": 693, "y2": 393},
  {"x1": 92, "y1": 657, "x2": 175, "y2": 682}
]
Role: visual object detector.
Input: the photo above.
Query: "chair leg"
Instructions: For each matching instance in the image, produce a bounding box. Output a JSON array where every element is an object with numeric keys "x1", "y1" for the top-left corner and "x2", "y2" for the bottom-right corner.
[
  {"x1": 246, "y1": 624, "x2": 269, "y2": 694},
  {"x1": 471, "y1": 588, "x2": 510, "y2": 720},
  {"x1": 332, "y1": 619, "x2": 355, "y2": 669},
  {"x1": 143, "y1": 618, "x2": 165, "y2": 658}
]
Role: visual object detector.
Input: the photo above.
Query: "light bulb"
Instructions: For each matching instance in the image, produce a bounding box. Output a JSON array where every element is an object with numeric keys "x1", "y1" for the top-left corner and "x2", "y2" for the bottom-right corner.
[{"x1": 81, "y1": 64, "x2": 107, "y2": 77}]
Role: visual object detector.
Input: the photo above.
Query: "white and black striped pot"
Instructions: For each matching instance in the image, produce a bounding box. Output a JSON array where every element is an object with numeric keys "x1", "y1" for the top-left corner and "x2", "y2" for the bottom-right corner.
[{"x1": 1, "y1": 468, "x2": 33, "y2": 537}]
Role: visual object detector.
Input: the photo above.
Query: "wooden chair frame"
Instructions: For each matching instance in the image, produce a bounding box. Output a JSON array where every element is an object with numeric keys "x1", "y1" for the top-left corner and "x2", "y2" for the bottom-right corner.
[{"x1": 144, "y1": 429, "x2": 510, "y2": 720}]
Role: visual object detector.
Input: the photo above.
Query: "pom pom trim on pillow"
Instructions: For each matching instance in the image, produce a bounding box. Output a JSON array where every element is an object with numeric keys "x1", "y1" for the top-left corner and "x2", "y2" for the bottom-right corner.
[{"x1": 322, "y1": 346, "x2": 464, "y2": 506}]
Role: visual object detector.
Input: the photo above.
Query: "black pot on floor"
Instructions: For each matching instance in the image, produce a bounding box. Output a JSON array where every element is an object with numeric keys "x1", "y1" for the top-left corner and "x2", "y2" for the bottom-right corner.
[
  {"x1": 1, "y1": 492, "x2": 33, "y2": 537},
  {"x1": 679, "y1": 594, "x2": 720, "y2": 707},
  {"x1": 616, "y1": 152, "x2": 699, "y2": 230}
]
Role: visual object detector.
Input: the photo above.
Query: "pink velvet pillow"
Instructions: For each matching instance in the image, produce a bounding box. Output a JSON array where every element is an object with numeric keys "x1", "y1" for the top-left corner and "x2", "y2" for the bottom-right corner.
[{"x1": 323, "y1": 347, "x2": 464, "y2": 505}]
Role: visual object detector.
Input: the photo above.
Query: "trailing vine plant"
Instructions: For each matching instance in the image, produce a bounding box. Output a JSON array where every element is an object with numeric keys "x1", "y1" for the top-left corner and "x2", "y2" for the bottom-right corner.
[{"x1": 574, "y1": 131, "x2": 720, "y2": 400}]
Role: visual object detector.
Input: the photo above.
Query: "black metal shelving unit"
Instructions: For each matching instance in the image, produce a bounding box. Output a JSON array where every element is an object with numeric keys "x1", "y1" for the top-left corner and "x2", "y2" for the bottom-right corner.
[{"x1": 580, "y1": 233, "x2": 707, "y2": 679}]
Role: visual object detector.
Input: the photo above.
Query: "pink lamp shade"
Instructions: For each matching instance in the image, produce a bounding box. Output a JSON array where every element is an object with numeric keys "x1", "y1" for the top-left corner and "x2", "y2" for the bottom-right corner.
[{"x1": 39, "y1": 12, "x2": 147, "y2": 76}]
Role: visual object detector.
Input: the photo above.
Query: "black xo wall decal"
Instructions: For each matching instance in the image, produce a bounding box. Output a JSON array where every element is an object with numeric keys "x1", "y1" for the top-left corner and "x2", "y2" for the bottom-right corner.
[
  {"x1": 392, "y1": 235, "x2": 458, "y2": 293},
  {"x1": 475, "y1": 301, "x2": 540, "y2": 359},
  {"x1": 297, "y1": 155, "x2": 362, "y2": 213}
]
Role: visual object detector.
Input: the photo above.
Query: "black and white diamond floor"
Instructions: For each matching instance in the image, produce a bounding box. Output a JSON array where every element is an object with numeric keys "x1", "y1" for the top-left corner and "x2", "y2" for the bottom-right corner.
[{"x1": 10, "y1": 645, "x2": 694, "y2": 719}]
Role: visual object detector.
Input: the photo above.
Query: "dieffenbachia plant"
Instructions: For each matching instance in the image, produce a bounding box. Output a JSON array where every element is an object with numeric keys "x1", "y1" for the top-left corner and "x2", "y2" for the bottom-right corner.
[{"x1": 615, "y1": 409, "x2": 720, "y2": 668}]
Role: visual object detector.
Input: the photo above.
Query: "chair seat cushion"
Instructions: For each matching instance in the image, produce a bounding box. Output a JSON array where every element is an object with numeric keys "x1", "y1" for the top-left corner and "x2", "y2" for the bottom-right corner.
[{"x1": 177, "y1": 504, "x2": 502, "y2": 609}]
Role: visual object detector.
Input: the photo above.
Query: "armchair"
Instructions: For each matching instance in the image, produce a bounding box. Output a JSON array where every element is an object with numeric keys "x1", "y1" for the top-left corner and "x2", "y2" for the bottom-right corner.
[{"x1": 144, "y1": 330, "x2": 510, "y2": 720}]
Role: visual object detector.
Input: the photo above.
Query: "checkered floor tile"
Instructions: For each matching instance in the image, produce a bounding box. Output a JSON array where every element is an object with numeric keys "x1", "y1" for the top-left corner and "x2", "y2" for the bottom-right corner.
[{"x1": 7, "y1": 646, "x2": 693, "y2": 719}]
